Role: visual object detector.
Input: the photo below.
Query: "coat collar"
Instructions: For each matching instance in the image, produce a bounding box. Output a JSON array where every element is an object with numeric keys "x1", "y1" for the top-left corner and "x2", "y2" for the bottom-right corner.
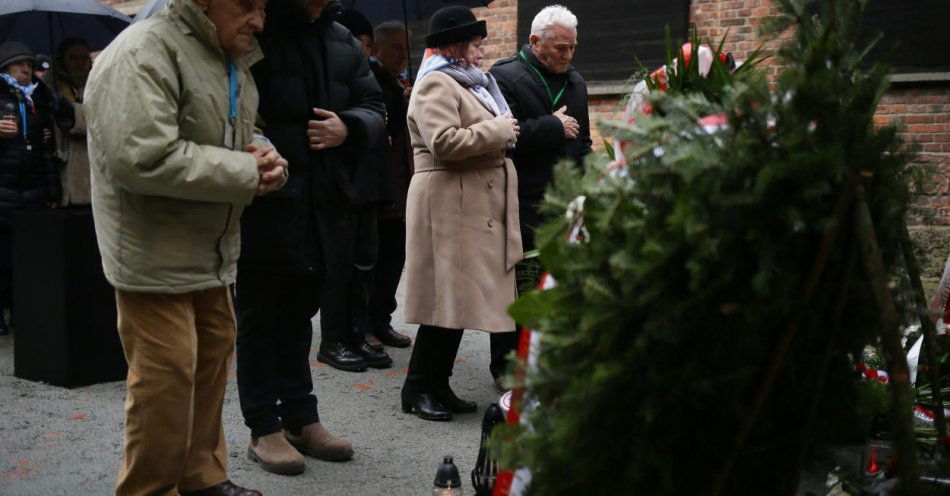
[
  {"x1": 519, "y1": 43, "x2": 576, "y2": 79},
  {"x1": 166, "y1": 0, "x2": 263, "y2": 70}
]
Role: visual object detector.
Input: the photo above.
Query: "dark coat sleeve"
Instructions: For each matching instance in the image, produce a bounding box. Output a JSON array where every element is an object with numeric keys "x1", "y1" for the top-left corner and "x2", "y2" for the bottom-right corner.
[
  {"x1": 37, "y1": 86, "x2": 60, "y2": 202},
  {"x1": 337, "y1": 36, "x2": 385, "y2": 149},
  {"x1": 576, "y1": 79, "x2": 592, "y2": 158},
  {"x1": 491, "y1": 67, "x2": 565, "y2": 157}
]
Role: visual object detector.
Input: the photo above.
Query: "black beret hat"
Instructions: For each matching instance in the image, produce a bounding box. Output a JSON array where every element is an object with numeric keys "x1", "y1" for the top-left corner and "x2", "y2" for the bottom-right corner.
[{"x1": 425, "y1": 6, "x2": 487, "y2": 48}]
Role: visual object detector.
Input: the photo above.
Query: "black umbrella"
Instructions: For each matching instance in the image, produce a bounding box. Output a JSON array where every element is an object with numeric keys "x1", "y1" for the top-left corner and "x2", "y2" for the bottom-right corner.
[{"x1": 0, "y1": 0, "x2": 131, "y2": 56}]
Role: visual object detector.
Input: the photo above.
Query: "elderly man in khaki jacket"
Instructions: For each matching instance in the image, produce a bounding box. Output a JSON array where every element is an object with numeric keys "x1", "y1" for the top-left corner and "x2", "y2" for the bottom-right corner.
[{"x1": 84, "y1": 0, "x2": 286, "y2": 495}]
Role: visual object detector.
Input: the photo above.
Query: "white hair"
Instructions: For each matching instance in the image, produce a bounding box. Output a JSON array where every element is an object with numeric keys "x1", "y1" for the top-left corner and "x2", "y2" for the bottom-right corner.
[{"x1": 530, "y1": 5, "x2": 577, "y2": 38}]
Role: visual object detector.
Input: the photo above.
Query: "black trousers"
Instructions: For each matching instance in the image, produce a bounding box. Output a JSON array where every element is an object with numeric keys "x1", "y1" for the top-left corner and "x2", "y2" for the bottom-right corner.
[
  {"x1": 488, "y1": 199, "x2": 546, "y2": 379},
  {"x1": 403, "y1": 325, "x2": 464, "y2": 392},
  {"x1": 316, "y1": 206, "x2": 354, "y2": 345},
  {"x1": 349, "y1": 204, "x2": 378, "y2": 339},
  {"x1": 235, "y1": 270, "x2": 321, "y2": 438},
  {"x1": 370, "y1": 216, "x2": 406, "y2": 332},
  {"x1": 489, "y1": 331, "x2": 520, "y2": 379}
]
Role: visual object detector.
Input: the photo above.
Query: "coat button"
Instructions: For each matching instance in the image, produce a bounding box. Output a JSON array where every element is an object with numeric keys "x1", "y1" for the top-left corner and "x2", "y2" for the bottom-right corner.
[
  {"x1": 487, "y1": 218, "x2": 494, "y2": 228},
  {"x1": 487, "y1": 179, "x2": 495, "y2": 189}
]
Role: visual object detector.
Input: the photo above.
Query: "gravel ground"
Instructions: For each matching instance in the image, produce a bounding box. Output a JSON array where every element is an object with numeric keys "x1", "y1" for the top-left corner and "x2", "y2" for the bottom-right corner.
[{"x1": 0, "y1": 282, "x2": 502, "y2": 495}]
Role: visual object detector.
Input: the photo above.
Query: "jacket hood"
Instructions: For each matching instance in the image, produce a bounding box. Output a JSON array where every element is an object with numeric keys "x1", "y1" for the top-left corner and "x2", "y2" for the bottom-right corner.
[
  {"x1": 0, "y1": 41, "x2": 36, "y2": 72},
  {"x1": 263, "y1": 0, "x2": 342, "y2": 33}
]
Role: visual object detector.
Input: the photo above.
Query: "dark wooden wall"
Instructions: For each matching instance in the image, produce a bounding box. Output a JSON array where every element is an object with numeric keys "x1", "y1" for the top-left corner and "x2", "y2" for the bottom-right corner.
[
  {"x1": 517, "y1": 0, "x2": 690, "y2": 82},
  {"x1": 400, "y1": 0, "x2": 950, "y2": 81},
  {"x1": 862, "y1": 0, "x2": 950, "y2": 73}
]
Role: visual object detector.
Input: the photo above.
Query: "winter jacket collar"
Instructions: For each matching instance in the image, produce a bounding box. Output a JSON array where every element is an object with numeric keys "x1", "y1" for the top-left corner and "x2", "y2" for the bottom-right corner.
[{"x1": 518, "y1": 44, "x2": 580, "y2": 83}]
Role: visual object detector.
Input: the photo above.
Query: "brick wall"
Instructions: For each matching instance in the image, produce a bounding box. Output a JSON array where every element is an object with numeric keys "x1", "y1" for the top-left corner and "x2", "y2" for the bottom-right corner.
[
  {"x1": 690, "y1": 0, "x2": 787, "y2": 83},
  {"x1": 690, "y1": 0, "x2": 950, "y2": 280},
  {"x1": 473, "y1": 0, "x2": 519, "y2": 67}
]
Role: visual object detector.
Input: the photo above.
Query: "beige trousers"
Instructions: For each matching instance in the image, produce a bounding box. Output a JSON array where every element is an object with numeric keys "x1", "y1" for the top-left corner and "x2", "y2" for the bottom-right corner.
[{"x1": 114, "y1": 287, "x2": 235, "y2": 496}]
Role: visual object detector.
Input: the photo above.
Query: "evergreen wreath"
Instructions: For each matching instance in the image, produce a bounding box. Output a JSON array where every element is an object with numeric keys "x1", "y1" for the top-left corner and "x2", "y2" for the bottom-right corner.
[{"x1": 490, "y1": 0, "x2": 935, "y2": 493}]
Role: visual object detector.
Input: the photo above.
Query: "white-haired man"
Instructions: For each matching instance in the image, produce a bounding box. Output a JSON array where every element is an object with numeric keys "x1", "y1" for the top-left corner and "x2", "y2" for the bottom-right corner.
[{"x1": 489, "y1": 4, "x2": 591, "y2": 388}]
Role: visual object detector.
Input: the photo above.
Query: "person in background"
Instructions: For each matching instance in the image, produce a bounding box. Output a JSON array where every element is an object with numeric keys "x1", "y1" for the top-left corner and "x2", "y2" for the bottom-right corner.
[
  {"x1": 235, "y1": 0, "x2": 386, "y2": 476},
  {"x1": 364, "y1": 20, "x2": 413, "y2": 350},
  {"x1": 338, "y1": 8, "x2": 374, "y2": 58},
  {"x1": 84, "y1": 0, "x2": 286, "y2": 494},
  {"x1": 34, "y1": 55, "x2": 51, "y2": 82},
  {"x1": 0, "y1": 41, "x2": 60, "y2": 336},
  {"x1": 336, "y1": 10, "x2": 404, "y2": 355},
  {"x1": 401, "y1": 6, "x2": 522, "y2": 422},
  {"x1": 338, "y1": 13, "x2": 415, "y2": 352},
  {"x1": 53, "y1": 37, "x2": 93, "y2": 207},
  {"x1": 488, "y1": 4, "x2": 590, "y2": 390}
]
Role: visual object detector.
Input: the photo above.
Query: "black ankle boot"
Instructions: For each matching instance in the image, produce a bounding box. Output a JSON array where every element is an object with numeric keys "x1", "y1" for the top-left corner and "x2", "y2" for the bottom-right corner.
[
  {"x1": 0, "y1": 308, "x2": 8, "y2": 336},
  {"x1": 433, "y1": 384, "x2": 477, "y2": 413},
  {"x1": 401, "y1": 386, "x2": 452, "y2": 421}
]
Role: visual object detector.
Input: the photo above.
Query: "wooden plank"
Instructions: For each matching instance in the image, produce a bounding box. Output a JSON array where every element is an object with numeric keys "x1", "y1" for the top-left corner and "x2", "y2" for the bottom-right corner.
[
  {"x1": 517, "y1": 0, "x2": 690, "y2": 82},
  {"x1": 861, "y1": 0, "x2": 950, "y2": 73}
]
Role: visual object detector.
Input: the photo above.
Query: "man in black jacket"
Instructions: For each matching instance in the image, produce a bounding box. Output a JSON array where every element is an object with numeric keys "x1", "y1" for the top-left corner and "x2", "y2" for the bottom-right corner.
[
  {"x1": 489, "y1": 5, "x2": 591, "y2": 387},
  {"x1": 364, "y1": 20, "x2": 414, "y2": 350},
  {"x1": 235, "y1": 0, "x2": 387, "y2": 476}
]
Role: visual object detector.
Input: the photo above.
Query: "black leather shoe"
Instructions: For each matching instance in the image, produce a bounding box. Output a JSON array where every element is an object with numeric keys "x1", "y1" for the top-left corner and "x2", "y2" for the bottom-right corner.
[
  {"x1": 179, "y1": 480, "x2": 262, "y2": 496},
  {"x1": 352, "y1": 340, "x2": 393, "y2": 369},
  {"x1": 374, "y1": 325, "x2": 412, "y2": 348},
  {"x1": 317, "y1": 342, "x2": 368, "y2": 372},
  {"x1": 401, "y1": 389, "x2": 452, "y2": 421},
  {"x1": 433, "y1": 385, "x2": 477, "y2": 413}
]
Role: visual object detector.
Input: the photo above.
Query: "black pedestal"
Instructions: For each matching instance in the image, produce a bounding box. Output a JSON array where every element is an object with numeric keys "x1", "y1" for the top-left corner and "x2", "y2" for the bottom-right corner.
[{"x1": 12, "y1": 208, "x2": 126, "y2": 388}]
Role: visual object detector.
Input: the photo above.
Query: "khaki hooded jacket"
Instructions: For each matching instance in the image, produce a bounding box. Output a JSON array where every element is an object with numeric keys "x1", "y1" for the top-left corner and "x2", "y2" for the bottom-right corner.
[{"x1": 85, "y1": 0, "x2": 272, "y2": 293}]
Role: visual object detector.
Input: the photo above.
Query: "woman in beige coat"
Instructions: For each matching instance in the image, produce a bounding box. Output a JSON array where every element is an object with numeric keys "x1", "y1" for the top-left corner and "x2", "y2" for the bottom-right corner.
[{"x1": 401, "y1": 6, "x2": 522, "y2": 422}]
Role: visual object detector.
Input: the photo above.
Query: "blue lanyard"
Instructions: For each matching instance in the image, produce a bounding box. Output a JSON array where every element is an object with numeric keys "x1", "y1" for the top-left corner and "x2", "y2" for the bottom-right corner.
[
  {"x1": 18, "y1": 101, "x2": 27, "y2": 140},
  {"x1": 228, "y1": 60, "x2": 238, "y2": 121}
]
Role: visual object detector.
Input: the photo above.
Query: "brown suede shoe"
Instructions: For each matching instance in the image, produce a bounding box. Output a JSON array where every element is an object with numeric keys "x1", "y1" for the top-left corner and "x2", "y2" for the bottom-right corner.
[
  {"x1": 365, "y1": 333, "x2": 385, "y2": 352},
  {"x1": 247, "y1": 433, "x2": 306, "y2": 476},
  {"x1": 284, "y1": 422, "x2": 354, "y2": 462}
]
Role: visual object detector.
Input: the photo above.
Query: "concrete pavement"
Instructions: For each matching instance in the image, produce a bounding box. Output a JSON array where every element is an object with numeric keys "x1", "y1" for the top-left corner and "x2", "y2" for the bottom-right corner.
[{"x1": 0, "y1": 284, "x2": 503, "y2": 495}]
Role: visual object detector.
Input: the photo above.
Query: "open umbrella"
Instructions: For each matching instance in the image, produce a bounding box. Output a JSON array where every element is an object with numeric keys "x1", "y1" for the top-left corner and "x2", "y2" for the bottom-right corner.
[
  {"x1": 133, "y1": 0, "x2": 165, "y2": 23},
  {"x1": 0, "y1": 0, "x2": 131, "y2": 56}
]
